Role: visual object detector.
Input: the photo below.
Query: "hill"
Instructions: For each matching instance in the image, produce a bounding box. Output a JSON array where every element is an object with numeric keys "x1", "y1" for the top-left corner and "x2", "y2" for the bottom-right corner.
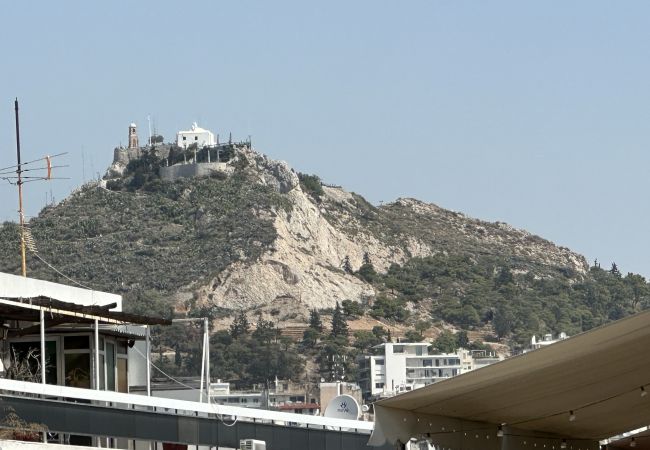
[{"x1": 0, "y1": 144, "x2": 647, "y2": 365}]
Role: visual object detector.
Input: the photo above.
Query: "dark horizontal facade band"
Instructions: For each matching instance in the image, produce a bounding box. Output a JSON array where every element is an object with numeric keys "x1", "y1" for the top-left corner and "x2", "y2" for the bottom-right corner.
[{"x1": 0, "y1": 394, "x2": 390, "y2": 450}]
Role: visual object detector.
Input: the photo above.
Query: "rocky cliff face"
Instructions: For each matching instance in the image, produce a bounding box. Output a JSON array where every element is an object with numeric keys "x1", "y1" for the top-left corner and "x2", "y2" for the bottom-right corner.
[
  {"x1": 191, "y1": 148, "x2": 588, "y2": 311},
  {"x1": 0, "y1": 145, "x2": 589, "y2": 315}
]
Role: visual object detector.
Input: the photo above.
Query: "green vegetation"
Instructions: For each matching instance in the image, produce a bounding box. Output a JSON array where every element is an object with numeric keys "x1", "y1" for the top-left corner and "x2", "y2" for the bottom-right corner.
[
  {"x1": 297, "y1": 173, "x2": 324, "y2": 201},
  {"x1": 365, "y1": 254, "x2": 649, "y2": 347},
  {"x1": 0, "y1": 164, "x2": 291, "y2": 331},
  {"x1": 208, "y1": 319, "x2": 304, "y2": 386},
  {"x1": 2, "y1": 143, "x2": 649, "y2": 384}
]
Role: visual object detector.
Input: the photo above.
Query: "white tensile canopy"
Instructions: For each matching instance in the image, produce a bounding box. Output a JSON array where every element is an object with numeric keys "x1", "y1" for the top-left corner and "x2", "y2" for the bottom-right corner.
[{"x1": 369, "y1": 309, "x2": 650, "y2": 450}]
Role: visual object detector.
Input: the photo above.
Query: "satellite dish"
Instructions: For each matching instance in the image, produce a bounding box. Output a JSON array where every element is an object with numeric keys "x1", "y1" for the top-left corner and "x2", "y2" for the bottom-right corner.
[{"x1": 324, "y1": 394, "x2": 360, "y2": 420}]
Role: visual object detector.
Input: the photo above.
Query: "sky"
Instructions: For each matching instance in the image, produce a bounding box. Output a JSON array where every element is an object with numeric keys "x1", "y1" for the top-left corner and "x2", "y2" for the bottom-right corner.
[{"x1": 2, "y1": 2, "x2": 650, "y2": 277}]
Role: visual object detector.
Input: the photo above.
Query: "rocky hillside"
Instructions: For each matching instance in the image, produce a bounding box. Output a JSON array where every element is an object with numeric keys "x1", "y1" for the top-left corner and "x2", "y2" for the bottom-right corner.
[{"x1": 0, "y1": 145, "x2": 590, "y2": 319}]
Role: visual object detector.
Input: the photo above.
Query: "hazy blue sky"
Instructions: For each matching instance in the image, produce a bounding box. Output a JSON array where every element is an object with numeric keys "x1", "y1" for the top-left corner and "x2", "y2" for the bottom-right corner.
[{"x1": 2, "y1": 2, "x2": 650, "y2": 276}]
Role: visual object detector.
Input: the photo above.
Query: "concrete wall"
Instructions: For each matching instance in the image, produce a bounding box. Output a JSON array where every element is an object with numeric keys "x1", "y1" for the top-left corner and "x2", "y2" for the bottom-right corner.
[
  {"x1": 0, "y1": 272, "x2": 122, "y2": 310},
  {"x1": 159, "y1": 162, "x2": 229, "y2": 182},
  {"x1": 383, "y1": 345, "x2": 406, "y2": 394}
]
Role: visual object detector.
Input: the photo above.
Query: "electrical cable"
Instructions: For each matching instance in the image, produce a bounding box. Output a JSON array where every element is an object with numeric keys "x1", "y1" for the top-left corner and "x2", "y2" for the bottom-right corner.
[
  {"x1": 131, "y1": 341, "x2": 238, "y2": 426},
  {"x1": 30, "y1": 251, "x2": 95, "y2": 291},
  {"x1": 508, "y1": 383, "x2": 650, "y2": 428},
  {"x1": 131, "y1": 345, "x2": 196, "y2": 390}
]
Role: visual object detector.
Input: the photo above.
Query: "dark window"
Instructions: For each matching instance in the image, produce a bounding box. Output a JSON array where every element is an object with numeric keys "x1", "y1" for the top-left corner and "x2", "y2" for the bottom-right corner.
[
  {"x1": 375, "y1": 359, "x2": 385, "y2": 365},
  {"x1": 64, "y1": 335, "x2": 89, "y2": 350},
  {"x1": 9, "y1": 341, "x2": 57, "y2": 384},
  {"x1": 116, "y1": 340, "x2": 128, "y2": 355},
  {"x1": 195, "y1": 136, "x2": 198, "y2": 140},
  {"x1": 64, "y1": 353, "x2": 91, "y2": 388},
  {"x1": 183, "y1": 136, "x2": 187, "y2": 141}
]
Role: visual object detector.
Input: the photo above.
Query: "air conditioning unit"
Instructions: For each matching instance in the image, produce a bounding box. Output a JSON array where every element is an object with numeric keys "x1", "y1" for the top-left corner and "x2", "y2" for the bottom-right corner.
[{"x1": 240, "y1": 439, "x2": 266, "y2": 450}]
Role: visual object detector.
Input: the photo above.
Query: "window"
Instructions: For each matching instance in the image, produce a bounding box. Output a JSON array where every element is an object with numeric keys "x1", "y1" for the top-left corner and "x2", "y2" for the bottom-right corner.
[
  {"x1": 9, "y1": 340, "x2": 57, "y2": 384},
  {"x1": 375, "y1": 382, "x2": 385, "y2": 388},
  {"x1": 183, "y1": 136, "x2": 187, "y2": 141},
  {"x1": 105, "y1": 342, "x2": 116, "y2": 391},
  {"x1": 416, "y1": 346, "x2": 423, "y2": 356},
  {"x1": 116, "y1": 340, "x2": 128, "y2": 355},
  {"x1": 375, "y1": 359, "x2": 385, "y2": 365},
  {"x1": 423, "y1": 359, "x2": 433, "y2": 367},
  {"x1": 117, "y1": 358, "x2": 128, "y2": 393},
  {"x1": 63, "y1": 334, "x2": 91, "y2": 389},
  {"x1": 99, "y1": 354, "x2": 105, "y2": 390},
  {"x1": 195, "y1": 136, "x2": 198, "y2": 140},
  {"x1": 65, "y1": 353, "x2": 91, "y2": 388},
  {"x1": 393, "y1": 346, "x2": 404, "y2": 353},
  {"x1": 64, "y1": 335, "x2": 89, "y2": 350}
]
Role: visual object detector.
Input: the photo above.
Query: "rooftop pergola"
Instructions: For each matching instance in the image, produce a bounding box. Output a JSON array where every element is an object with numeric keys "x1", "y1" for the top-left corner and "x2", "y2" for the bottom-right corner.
[
  {"x1": 0, "y1": 295, "x2": 171, "y2": 394},
  {"x1": 369, "y1": 309, "x2": 650, "y2": 450},
  {"x1": 0, "y1": 295, "x2": 171, "y2": 328}
]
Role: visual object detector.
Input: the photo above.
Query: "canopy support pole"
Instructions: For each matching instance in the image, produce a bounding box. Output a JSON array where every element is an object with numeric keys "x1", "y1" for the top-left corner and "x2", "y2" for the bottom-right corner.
[
  {"x1": 94, "y1": 318, "x2": 100, "y2": 390},
  {"x1": 204, "y1": 317, "x2": 210, "y2": 404},
  {"x1": 39, "y1": 309, "x2": 45, "y2": 385},
  {"x1": 145, "y1": 325, "x2": 151, "y2": 396}
]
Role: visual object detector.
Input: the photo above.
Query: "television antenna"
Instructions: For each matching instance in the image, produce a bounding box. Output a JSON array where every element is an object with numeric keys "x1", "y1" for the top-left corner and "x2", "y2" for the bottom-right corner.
[{"x1": 0, "y1": 98, "x2": 68, "y2": 276}]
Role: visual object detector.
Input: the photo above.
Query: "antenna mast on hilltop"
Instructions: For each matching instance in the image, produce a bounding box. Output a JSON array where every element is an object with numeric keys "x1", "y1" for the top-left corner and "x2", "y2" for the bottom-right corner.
[
  {"x1": 1, "y1": 99, "x2": 68, "y2": 276},
  {"x1": 147, "y1": 114, "x2": 152, "y2": 147}
]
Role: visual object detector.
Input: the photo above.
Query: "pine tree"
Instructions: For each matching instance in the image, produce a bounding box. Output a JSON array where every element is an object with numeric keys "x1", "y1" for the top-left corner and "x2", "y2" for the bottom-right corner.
[
  {"x1": 363, "y1": 252, "x2": 372, "y2": 266},
  {"x1": 343, "y1": 256, "x2": 353, "y2": 274},
  {"x1": 330, "y1": 302, "x2": 349, "y2": 338},
  {"x1": 308, "y1": 309, "x2": 323, "y2": 332},
  {"x1": 229, "y1": 311, "x2": 250, "y2": 338}
]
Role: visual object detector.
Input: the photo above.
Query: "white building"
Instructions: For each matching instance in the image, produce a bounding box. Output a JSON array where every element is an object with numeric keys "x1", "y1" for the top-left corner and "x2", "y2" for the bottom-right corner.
[
  {"x1": 357, "y1": 343, "x2": 476, "y2": 399},
  {"x1": 209, "y1": 380, "x2": 320, "y2": 415},
  {"x1": 527, "y1": 332, "x2": 568, "y2": 351},
  {"x1": 176, "y1": 122, "x2": 215, "y2": 148}
]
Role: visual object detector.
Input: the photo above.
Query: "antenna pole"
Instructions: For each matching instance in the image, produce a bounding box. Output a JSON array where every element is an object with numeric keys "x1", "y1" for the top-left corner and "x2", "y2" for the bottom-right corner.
[
  {"x1": 147, "y1": 115, "x2": 152, "y2": 147},
  {"x1": 14, "y1": 98, "x2": 27, "y2": 277}
]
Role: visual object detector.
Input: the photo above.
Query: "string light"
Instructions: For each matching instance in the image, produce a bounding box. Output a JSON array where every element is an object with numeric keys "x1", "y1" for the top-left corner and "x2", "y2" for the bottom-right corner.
[
  {"x1": 569, "y1": 411, "x2": 576, "y2": 422},
  {"x1": 630, "y1": 438, "x2": 636, "y2": 448},
  {"x1": 641, "y1": 387, "x2": 647, "y2": 398},
  {"x1": 561, "y1": 439, "x2": 567, "y2": 449},
  {"x1": 497, "y1": 425, "x2": 504, "y2": 438}
]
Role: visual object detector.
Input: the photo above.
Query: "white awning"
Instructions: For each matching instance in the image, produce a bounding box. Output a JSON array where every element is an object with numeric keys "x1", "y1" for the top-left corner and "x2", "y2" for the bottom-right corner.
[{"x1": 369, "y1": 309, "x2": 650, "y2": 449}]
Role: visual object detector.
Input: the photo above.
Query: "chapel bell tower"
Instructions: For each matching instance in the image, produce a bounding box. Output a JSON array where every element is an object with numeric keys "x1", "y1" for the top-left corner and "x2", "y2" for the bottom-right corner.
[{"x1": 128, "y1": 123, "x2": 139, "y2": 149}]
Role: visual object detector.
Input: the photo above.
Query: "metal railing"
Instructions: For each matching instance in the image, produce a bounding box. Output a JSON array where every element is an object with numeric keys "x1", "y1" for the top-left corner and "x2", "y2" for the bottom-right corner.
[{"x1": 0, "y1": 378, "x2": 374, "y2": 433}]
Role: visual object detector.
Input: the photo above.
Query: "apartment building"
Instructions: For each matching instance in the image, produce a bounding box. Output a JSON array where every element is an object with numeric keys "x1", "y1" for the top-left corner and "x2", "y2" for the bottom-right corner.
[{"x1": 357, "y1": 342, "x2": 476, "y2": 399}]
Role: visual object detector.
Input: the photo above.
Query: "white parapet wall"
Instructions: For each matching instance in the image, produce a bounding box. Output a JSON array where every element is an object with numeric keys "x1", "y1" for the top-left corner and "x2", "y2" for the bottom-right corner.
[
  {"x1": 159, "y1": 162, "x2": 230, "y2": 182},
  {"x1": 0, "y1": 272, "x2": 122, "y2": 311},
  {"x1": 0, "y1": 441, "x2": 116, "y2": 450}
]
